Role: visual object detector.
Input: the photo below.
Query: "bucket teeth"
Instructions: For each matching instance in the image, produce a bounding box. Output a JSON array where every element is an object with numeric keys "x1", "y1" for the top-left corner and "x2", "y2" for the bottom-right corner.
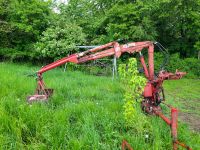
[
  {"x1": 27, "y1": 88, "x2": 54, "y2": 104},
  {"x1": 27, "y1": 95, "x2": 48, "y2": 104}
]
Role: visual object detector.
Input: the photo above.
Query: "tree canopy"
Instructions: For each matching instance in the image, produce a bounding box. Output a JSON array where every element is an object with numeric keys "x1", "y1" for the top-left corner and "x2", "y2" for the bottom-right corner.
[{"x1": 0, "y1": 0, "x2": 200, "y2": 60}]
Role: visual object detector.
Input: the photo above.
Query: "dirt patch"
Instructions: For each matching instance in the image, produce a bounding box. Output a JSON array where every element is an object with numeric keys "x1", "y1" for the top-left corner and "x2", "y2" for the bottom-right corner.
[
  {"x1": 178, "y1": 111, "x2": 200, "y2": 132},
  {"x1": 170, "y1": 95, "x2": 200, "y2": 132}
]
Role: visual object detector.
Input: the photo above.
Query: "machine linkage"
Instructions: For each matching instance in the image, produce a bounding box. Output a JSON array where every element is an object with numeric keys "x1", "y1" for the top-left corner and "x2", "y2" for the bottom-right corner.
[{"x1": 27, "y1": 41, "x2": 191, "y2": 149}]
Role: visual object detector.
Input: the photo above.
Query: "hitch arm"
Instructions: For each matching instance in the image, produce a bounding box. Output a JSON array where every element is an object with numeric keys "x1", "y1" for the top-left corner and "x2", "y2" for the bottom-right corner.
[{"x1": 38, "y1": 54, "x2": 79, "y2": 75}]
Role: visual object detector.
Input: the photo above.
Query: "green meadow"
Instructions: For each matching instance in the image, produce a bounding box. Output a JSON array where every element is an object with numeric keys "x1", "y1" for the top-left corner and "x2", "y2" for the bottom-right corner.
[{"x1": 0, "y1": 62, "x2": 199, "y2": 149}]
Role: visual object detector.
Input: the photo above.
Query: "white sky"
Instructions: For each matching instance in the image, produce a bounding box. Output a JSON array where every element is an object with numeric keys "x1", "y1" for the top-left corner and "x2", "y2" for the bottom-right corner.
[
  {"x1": 52, "y1": 0, "x2": 69, "y2": 13},
  {"x1": 54, "y1": 0, "x2": 68, "y2": 4}
]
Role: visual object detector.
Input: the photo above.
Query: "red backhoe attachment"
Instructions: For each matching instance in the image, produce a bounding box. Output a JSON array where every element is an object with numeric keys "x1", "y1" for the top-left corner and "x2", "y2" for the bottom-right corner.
[
  {"x1": 27, "y1": 41, "x2": 155, "y2": 103},
  {"x1": 27, "y1": 41, "x2": 186, "y2": 107},
  {"x1": 27, "y1": 41, "x2": 191, "y2": 149}
]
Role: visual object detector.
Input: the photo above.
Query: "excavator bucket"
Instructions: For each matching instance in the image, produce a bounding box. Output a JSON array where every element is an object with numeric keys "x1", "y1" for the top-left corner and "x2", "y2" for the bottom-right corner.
[
  {"x1": 27, "y1": 95, "x2": 48, "y2": 103},
  {"x1": 27, "y1": 88, "x2": 53, "y2": 104}
]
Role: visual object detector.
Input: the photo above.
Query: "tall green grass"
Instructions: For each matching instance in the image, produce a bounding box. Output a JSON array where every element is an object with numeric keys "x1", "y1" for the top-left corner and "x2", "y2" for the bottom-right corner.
[{"x1": 0, "y1": 62, "x2": 199, "y2": 149}]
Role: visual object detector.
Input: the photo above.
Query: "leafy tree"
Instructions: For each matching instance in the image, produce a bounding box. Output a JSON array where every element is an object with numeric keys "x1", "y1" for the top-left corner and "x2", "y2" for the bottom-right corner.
[
  {"x1": 94, "y1": 2, "x2": 157, "y2": 43},
  {"x1": 0, "y1": 0, "x2": 53, "y2": 61},
  {"x1": 150, "y1": 0, "x2": 200, "y2": 57},
  {"x1": 1, "y1": 0, "x2": 200, "y2": 61},
  {"x1": 0, "y1": 0, "x2": 13, "y2": 47},
  {"x1": 35, "y1": 23, "x2": 86, "y2": 58},
  {"x1": 9, "y1": 0, "x2": 52, "y2": 45},
  {"x1": 0, "y1": 0, "x2": 52, "y2": 48},
  {"x1": 59, "y1": 0, "x2": 123, "y2": 42}
]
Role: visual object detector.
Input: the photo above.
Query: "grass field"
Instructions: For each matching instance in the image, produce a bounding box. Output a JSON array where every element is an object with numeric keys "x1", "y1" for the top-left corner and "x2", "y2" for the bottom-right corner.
[{"x1": 0, "y1": 62, "x2": 199, "y2": 149}]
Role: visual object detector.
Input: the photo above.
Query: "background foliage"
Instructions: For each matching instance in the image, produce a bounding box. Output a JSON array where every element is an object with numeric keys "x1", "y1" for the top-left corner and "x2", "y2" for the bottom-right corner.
[
  {"x1": 35, "y1": 24, "x2": 85, "y2": 59},
  {"x1": 0, "y1": 0, "x2": 200, "y2": 77}
]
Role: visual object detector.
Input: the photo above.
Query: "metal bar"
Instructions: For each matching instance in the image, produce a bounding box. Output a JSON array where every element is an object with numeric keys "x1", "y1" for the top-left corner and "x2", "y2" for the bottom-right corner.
[
  {"x1": 38, "y1": 54, "x2": 78, "y2": 74},
  {"x1": 76, "y1": 45, "x2": 99, "y2": 49},
  {"x1": 148, "y1": 44, "x2": 154, "y2": 80},
  {"x1": 79, "y1": 42, "x2": 115, "y2": 56},
  {"x1": 139, "y1": 52, "x2": 149, "y2": 79},
  {"x1": 175, "y1": 141, "x2": 192, "y2": 150},
  {"x1": 171, "y1": 108, "x2": 178, "y2": 150},
  {"x1": 78, "y1": 48, "x2": 115, "y2": 63},
  {"x1": 155, "y1": 111, "x2": 171, "y2": 125},
  {"x1": 112, "y1": 56, "x2": 117, "y2": 80},
  {"x1": 155, "y1": 107, "x2": 192, "y2": 150},
  {"x1": 122, "y1": 140, "x2": 133, "y2": 150}
]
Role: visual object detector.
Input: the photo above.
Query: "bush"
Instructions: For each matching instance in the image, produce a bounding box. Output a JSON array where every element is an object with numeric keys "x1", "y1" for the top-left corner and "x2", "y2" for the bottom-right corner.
[
  {"x1": 182, "y1": 58, "x2": 200, "y2": 78},
  {"x1": 0, "y1": 48, "x2": 31, "y2": 62},
  {"x1": 35, "y1": 24, "x2": 86, "y2": 59},
  {"x1": 118, "y1": 58, "x2": 147, "y2": 129},
  {"x1": 0, "y1": 43, "x2": 42, "y2": 62},
  {"x1": 154, "y1": 53, "x2": 200, "y2": 78}
]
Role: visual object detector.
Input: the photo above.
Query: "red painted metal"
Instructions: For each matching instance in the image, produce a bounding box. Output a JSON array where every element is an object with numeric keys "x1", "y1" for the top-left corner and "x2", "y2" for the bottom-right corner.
[
  {"x1": 158, "y1": 70, "x2": 186, "y2": 80},
  {"x1": 143, "y1": 83, "x2": 153, "y2": 97},
  {"x1": 139, "y1": 54, "x2": 149, "y2": 79},
  {"x1": 148, "y1": 44, "x2": 154, "y2": 80},
  {"x1": 175, "y1": 141, "x2": 192, "y2": 150},
  {"x1": 154, "y1": 105, "x2": 192, "y2": 150},
  {"x1": 155, "y1": 111, "x2": 171, "y2": 125},
  {"x1": 122, "y1": 140, "x2": 133, "y2": 150},
  {"x1": 78, "y1": 48, "x2": 115, "y2": 63},
  {"x1": 38, "y1": 54, "x2": 78, "y2": 74},
  {"x1": 171, "y1": 108, "x2": 178, "y2": 144}
]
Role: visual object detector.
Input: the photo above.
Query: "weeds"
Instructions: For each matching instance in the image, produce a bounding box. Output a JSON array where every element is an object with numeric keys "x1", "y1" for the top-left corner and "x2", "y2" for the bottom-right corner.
[{"x1": 0, "y1": 62, "x2": 199, "y2": 149}]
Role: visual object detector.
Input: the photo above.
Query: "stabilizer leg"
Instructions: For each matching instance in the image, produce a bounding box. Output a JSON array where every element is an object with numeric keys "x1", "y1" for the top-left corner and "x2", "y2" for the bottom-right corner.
[{"x1": 27, "y1": 75, "x2": 53, "y2": 103}]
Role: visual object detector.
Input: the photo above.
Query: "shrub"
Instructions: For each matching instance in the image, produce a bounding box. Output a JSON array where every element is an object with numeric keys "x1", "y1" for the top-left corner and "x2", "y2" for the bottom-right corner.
[
  {"x1": 35, "y1": 23, "x2": 86, "y2": 59},
  {"x1": 183, "y1": 58, "x2": 200, "y2": 78},
  {"x1": 0, "y1": 47, "x2": 31, "y2": 62},
  {"x1": 154, "y1": 53, "x2": 200, "y2": 78},
  {"x1": 118, "y1": 58, "x2": 150, "y2": 132}
]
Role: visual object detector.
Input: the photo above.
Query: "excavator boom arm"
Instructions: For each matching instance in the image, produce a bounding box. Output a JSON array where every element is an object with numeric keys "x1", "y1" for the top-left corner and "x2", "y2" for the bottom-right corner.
[
  {"x1": 37, "y1": 41, "x2": 154, "y2": 80},
  {"x1": 38, "y1": 54, "x2": 79, "y2": 75},
  {"x1": 27, "y1": 40, "x2": 190, "y2": 150}
]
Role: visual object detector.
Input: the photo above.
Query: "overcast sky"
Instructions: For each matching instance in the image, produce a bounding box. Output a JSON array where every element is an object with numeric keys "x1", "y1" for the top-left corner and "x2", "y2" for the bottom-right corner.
[
  {"x1": 52, "y1": 0, "x2": 68, "y2": 13},
  {"x1": 54, "y1": 0, "x2": 68, "y2": 4}
]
